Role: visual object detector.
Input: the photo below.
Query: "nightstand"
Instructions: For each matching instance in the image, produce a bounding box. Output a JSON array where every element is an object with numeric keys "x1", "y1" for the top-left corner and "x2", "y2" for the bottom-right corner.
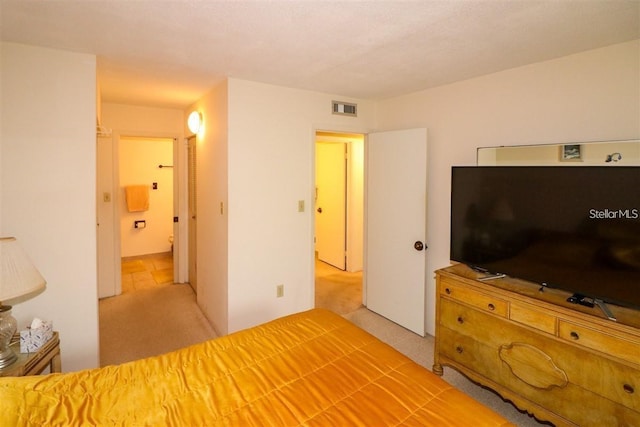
[{"x1": 0, "y1": 331, "x2": 61, "y2": 377}]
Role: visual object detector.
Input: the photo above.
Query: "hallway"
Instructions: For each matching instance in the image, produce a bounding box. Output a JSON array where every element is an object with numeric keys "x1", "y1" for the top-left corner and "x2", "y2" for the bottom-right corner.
[
  {"x1": 99, "y1": 253, "x2": 214, "y2": 366},
  {"x1": 315, "y1": 259, "x2": 363, "y2": 315}
]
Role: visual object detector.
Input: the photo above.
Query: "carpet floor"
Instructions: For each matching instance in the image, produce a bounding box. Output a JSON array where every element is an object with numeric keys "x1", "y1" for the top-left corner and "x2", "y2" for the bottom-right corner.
[
  {"x1": 314, "y1": 259, "x2": 363, "y2": 315},
  {"x1": 99, "y1": 283, "x2": 217, "y2": 366}
]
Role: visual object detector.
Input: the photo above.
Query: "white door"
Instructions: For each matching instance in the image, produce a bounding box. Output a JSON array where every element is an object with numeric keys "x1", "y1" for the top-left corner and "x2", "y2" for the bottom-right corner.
[
  {"x1": 188, "y1": 136, "x2": 198, "y2": 293},
  {"x1": 366, "y1": 128, "x2": 428, "y2": 335},
  {"x1": 315, "y1": 142, "x2": 346, "y2": 270}
]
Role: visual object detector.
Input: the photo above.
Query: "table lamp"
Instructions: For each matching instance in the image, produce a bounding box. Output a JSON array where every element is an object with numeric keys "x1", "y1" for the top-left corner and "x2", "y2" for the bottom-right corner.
[{"x1": 0, "y1": 237, "x2": 46, "y2": 368}]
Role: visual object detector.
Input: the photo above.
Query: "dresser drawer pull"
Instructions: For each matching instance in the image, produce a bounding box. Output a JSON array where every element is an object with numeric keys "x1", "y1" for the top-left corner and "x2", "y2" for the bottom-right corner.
[
  {"x1": 570, "y1": 331, "x2": 580, "y2": 340},
  {"x1": 623, "y1": 384, "x2": 635, "y2": 394},
  {"x1": 487, "y1": 303, "x2": 495, "y2": 311},
  {"x1": 457, "y1": 316, "x2": 464, "y2": 324},
  {"x1": 456, "y1": 346, "x2": 464, "y2": 354},
  {"x1": 445, "y1": 288, "x2": 451, "y2": 295}
]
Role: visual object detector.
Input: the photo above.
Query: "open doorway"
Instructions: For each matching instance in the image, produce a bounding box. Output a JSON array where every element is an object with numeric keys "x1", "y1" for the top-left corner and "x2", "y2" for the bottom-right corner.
[
  {"x1": 314, "y1": 131, "x2": 364, "y2": 314},
  {"x1": 119, "y1": 136, "x2": 175, "y2": 292}
]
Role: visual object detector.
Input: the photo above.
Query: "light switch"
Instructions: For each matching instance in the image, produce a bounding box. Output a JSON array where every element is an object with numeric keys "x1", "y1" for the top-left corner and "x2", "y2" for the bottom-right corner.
[
  {"x1": 298, "y1": 200, "x2": 305, "y2": 212},
  {"x1": 103, "y1": 192, "x2": 111, "y2": 203}
]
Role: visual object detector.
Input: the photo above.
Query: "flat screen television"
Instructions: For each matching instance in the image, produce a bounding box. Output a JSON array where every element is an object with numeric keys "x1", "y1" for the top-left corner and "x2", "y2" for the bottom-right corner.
[{"x1": 450, "y1": 166, "x2": 640, "y2": 311}]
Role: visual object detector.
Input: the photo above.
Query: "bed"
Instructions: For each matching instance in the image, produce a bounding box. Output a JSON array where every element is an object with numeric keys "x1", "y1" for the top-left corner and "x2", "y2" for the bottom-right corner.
[{"x1": 0, "y1": 308, "x2": 513, "y2": 426}]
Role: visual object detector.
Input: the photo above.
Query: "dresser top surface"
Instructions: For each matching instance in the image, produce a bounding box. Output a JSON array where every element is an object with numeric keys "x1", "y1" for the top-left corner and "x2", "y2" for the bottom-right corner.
[{"x1": 437, "y1": 264, "x2": 640, "y2": 331}]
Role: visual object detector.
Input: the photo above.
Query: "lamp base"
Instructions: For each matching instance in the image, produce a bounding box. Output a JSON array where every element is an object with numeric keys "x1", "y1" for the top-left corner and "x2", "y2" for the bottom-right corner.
[
  {"x1": 0, "y1": 346, "x2": 17, "y2": 369},
  {"x1": 0, "y1": 304, "x2": 18, "y2": 369}
]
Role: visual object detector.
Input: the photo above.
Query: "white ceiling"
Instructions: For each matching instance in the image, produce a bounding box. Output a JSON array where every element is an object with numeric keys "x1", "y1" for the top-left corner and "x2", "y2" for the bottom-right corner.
[{"x1": 1, "y1": 1, "x2": 638, "y2": 109}]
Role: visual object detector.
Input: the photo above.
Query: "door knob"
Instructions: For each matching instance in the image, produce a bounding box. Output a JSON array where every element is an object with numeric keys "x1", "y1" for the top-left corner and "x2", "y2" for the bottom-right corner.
[
  {"x1": 317, "y1": 207, "x2": 323, "y2": 213},
  {"x1": 414, "y1": 241, "x2": 426, "y2": 251}
]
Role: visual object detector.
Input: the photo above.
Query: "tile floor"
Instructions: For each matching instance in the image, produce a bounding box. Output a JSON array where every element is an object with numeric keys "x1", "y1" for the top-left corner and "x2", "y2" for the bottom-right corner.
[{"x1": 121, "y1": 252, "x2": 174, "y2": 292}]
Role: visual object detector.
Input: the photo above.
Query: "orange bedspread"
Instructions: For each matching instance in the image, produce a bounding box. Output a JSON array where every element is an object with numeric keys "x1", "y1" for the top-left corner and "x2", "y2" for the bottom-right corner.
[{"x1": 0, "y1": 309, "x2": 513, "y2": 426}]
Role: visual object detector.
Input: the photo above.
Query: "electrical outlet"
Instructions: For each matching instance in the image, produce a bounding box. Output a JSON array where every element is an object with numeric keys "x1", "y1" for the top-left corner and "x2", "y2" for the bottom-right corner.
[{"x1": 276, "y1": 284, "x2": 284, "y2": 298}]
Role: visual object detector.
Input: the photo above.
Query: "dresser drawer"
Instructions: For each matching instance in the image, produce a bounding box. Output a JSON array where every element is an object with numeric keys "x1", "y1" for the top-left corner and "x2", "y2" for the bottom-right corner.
[
  {"x1": 510, "y1": 301, "x2": 557, "y2": 335},
  {"x1": 439, "y1": 277, "x2": 509, "y2": 317},
  {"x1": 435, "y1": 266, "x2": 640, "y2": 427},
  {"x1": 568, "y1": 353, "x2": 640, "y2": 412},
  {"x1": 558, "y1": 320, "x2": 640, "y2": 366},
  {"x1": 440, "y1": 301, "x2": 640, "y2": 421},
  {"x1": 438, "y1": 325, "x2": 640, "y2": 427}
]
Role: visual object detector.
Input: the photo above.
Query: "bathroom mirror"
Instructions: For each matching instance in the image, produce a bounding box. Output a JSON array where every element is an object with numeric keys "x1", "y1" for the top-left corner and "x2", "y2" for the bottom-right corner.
[{"x1": 477, "y1": 139, "x2": 640, "y2": 166}]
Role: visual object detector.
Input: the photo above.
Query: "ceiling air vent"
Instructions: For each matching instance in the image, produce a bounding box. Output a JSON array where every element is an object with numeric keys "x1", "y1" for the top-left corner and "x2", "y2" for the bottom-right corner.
[{"x1": 332, "y1": 101, "x2": 357, "y2": 117}]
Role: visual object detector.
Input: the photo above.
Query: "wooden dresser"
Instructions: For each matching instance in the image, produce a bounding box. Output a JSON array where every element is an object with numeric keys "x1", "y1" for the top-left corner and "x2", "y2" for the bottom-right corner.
[{"x1": 433, "y1": 264, "x2": 640, "y2": 427}]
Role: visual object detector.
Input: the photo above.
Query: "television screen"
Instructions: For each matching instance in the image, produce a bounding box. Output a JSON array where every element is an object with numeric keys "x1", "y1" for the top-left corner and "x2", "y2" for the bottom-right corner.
[{"x1": 450, "y1": 166, "x2": 640, "y2": 310}]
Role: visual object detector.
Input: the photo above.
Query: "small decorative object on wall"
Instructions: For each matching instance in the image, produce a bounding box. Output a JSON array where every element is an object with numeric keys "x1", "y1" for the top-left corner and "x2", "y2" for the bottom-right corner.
[
  {"x1": 605, "y1": 152, "x2": 622, "y2": 162},
  {"x1": 560, "y1": 144, "x2": 582, "y2": 161}
]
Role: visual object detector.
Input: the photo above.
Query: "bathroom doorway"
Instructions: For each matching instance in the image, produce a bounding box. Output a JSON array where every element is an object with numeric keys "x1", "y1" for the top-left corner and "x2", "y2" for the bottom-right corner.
[{"x1": 119, "y1": 136, "x2": 175, "y2": 293}]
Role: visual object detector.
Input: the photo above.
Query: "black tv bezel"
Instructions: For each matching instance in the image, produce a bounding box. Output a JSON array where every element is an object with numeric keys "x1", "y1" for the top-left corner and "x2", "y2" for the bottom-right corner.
[{"x1": 450, "y1": 165, "x2": 640, "y2": 312}]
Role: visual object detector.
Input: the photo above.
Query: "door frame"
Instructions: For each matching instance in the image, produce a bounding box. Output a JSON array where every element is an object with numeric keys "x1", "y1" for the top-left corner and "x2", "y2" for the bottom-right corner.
[
  {"x1": 118, "y1": 133, "x2": 188, "y2": 283},
  {"x1": 96, "y1": 131, "x2": 188, "y2": 299},
  {"x1": 311, "y1": 126, "x2": 429, "y2": 335},
  {"x1": 96, "y1": 134, "x2": 120, "y2": 298},
  {"x1": 312, "y1": 127, "x2": 367, "y2": 301},
  {"x1": 187, "y1": 135, "x2": 197, "y2": 293}
]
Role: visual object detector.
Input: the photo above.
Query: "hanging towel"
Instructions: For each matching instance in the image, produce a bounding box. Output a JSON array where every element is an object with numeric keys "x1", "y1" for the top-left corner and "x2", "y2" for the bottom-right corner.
[{"x1": 125, "y1": 185, "x2": 150, "y2": 212}]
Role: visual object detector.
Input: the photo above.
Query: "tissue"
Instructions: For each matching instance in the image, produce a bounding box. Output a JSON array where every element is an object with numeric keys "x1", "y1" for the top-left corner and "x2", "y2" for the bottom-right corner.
[
  {"x1": 20, "y1": 318, "x2": 53, "y2": 353},
  {"x1": 30, "y1": 318, "x2": 43, "y2": 329}
]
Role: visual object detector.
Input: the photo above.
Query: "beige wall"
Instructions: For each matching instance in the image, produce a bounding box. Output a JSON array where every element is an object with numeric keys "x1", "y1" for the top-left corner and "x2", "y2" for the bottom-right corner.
[
  {"x1": 226, "y1": 79, "x2": 376, "y2": 333},
  {"x1": 192, "y1": 79, "x2": 375, "y2": 334},
  {"x1": 0, "y1": 42, "x2": 98, "y2": 371},
  {"x1": 101, "y1": 104, "x2": 185, "y2": 135},
  {"x1": 376, "y1": 40, "x2": 640, "y2": 335},
  {"x1": 186, "y1": 80, "x2": 230, "y2": 334}
]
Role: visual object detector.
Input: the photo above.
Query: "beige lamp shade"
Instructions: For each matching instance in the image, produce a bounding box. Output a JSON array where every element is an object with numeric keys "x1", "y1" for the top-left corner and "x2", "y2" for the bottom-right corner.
[{"x1": 0, "y1": 237, "x2": 46, "y2": 302}]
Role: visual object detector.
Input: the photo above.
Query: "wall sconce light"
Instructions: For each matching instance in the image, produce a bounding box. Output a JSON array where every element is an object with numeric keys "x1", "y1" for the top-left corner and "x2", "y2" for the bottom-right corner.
[{"x1": 188, "y1": 111, "x2": 203, "y2": 134}]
